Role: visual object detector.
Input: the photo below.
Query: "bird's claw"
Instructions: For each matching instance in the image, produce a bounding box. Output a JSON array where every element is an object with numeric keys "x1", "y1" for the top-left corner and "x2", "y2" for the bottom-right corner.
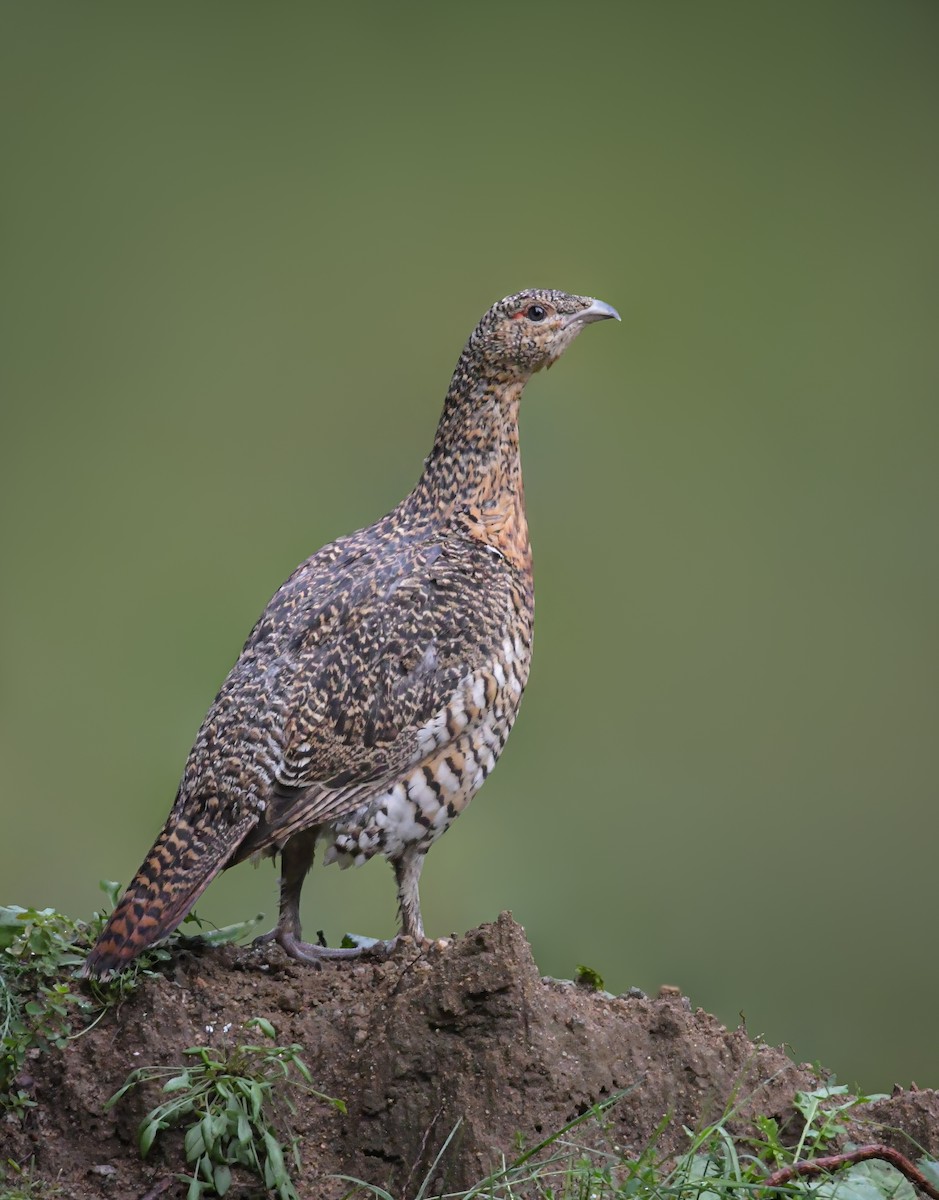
[{"x1": 252, "y1": 928, "x2": 397, "y2": 965}]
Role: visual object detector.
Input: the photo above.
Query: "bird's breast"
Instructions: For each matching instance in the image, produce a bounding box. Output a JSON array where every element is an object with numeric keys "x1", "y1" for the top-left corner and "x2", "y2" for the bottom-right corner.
[{"x1": 326, "y1": 615, "x2": 532, "y2": 867}]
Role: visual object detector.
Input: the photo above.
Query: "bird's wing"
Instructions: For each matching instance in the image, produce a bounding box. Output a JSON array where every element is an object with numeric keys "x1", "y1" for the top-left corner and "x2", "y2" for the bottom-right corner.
[{"x1": 227, "y1": 533, "x2": 516, "y2": 860}]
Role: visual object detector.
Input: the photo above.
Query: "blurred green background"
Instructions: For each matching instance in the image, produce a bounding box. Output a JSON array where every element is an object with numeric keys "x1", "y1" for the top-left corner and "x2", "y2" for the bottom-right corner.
[{"x1": 2, "y1": 2, "x2": 937, "y2": 1092}]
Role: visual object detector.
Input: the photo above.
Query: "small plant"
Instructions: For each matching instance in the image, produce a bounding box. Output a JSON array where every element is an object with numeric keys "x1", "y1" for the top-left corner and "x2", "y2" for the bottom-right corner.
[
  {"x1": 653, "y1": 1082, "x2": 936, "y2": 1200},
  {"x1": 0, "y1": 903, "x2": 94, "y2": 1113},
  {"x1": 337, "y1": 1080, "x2": 939, "y2": 1200},
  {"x1": 791, "y1": 1083, "x2": 886, "y2": 1156},
  {"x1": 0, "y1": 883, "x2": 263, "y2": 1116},
  {"x1": 574, "y1": 964, "x2": 605, "y2": 992},
  {"x1": 105, "y1": 1017, "x2": 345, "y2": 1200},
  {"x1": 0, "y1": 1157, "x2": 62, "y2": 1199}
]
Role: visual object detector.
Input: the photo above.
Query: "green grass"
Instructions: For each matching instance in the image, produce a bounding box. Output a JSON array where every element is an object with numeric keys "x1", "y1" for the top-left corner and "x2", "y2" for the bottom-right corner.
[
  {"x1": 0, "y1": 881, "x2": 262, "y2": 1116},
  {"x1": 338, "y1": 1082, "x2": 938, "y2": 1200},
  {"x1": 0, "y1": 1159, "x2": 62, "y2": 1200},
  {"x1": 105, "y1": 1017, "x2": 345, "y2": 1200},
  {"x1": 1, "y1": 887, "x2": 341, "y2": 1199},
  {"x1": 2, "y1": 894, "x2": 936, "y2": 1200}
]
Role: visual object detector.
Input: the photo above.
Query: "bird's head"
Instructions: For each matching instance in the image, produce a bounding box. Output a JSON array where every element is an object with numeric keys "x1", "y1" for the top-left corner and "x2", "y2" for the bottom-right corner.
[{"x1": 468, "y1": 288, "x2": 620, "y2": 380}]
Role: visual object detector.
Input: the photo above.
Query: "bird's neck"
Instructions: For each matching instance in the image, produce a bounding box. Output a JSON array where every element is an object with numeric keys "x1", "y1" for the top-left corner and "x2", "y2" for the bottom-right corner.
[{"x1": 413, "y1": 364, "x2": 532, "y2": 572}]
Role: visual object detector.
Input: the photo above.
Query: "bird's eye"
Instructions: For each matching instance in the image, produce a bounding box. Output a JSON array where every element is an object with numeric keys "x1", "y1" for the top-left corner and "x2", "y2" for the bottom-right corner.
[{"x1": 526, "y1": 304, "x2": 547, "y2": 322}]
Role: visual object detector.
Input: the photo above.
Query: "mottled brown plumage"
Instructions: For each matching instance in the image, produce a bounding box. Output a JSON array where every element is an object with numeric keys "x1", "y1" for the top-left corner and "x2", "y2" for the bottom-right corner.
[{"x1": 82, "y1": 289, "x2": 619, "y2": 978}]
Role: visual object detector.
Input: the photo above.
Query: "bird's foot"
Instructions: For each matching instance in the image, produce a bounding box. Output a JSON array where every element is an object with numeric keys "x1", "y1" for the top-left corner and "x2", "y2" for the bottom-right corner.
[
  {"x1": 252, "y1": 928, "x2": 394, "y2": 965},
  {"x1": 252, "y1": 927, "x2": 451, "y2": 967}
]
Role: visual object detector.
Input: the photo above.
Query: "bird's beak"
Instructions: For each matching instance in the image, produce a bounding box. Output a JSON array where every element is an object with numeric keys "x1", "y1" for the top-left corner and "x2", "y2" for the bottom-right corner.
[{"x1": 566, "y1": 298, "x2": 621, "y2": 326}]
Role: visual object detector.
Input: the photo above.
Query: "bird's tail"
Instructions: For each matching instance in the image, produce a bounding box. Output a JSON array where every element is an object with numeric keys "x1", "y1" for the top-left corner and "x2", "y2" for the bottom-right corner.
[{"x1": 82, "y1": 806, "x2": 256, "y2": 979}]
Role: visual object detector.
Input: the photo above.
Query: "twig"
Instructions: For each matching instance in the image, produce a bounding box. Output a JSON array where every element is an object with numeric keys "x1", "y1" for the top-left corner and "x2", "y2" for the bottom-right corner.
[{"x1": 763, "y1": 1144, "x2": 939, "y2": 1200}]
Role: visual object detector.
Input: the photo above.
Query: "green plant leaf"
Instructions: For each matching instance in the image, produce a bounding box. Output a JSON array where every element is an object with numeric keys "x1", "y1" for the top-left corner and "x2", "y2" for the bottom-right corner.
[
  {"x1": 248, "y1": 1080, "x2": 264, "y2": 1120},
  {"x1": 919, "y1": 1161, "x2": 939, "y2": 1189},
  {"x1": 98, "y1": 880, "x2": 123, "y2": 909},
  {"x1": 263, "y1": 1130, "x2": 286, "y2": 1180},
  {"x1": 213, "y1": 1162, "x2": 232, "y2": 1195},
  {"x1": 191, "y1": 915, "x2": 265, "y2": 946},
  {"x1": 200, "y1": 1113, "x2": 217, "y2": 1155},
  {"x1": 237, "y1": 1112, "x2": 251, "y2": 1144},
  {"x1": 0, "y1": 904, "x2": 30, "y2": 931},
  {"x1": 816, "y1": 1170, "x2": 901, "y2": 1200},
  {"x1": 139, "y1": 1120, "x2": 160, "y2": 1157},
  {"x1": 574, "y1": 964, "x2": 605, "y2": 991},
  {"x1": 184, "y1": 1123, "x2": 206, "y2": 1162},
  {"x1": 103, "y1": 1078, "x2": 138, "y2": 1109},
  {"x1": 341, "y1": 932, "x2": 382, "y2": 950},
  {"x1": 331, "y1": 1176, "x2": 394, "y2": 1200},
  {"x1": 245, "y1": 1017, "x2": 276, "y2": 1040}
]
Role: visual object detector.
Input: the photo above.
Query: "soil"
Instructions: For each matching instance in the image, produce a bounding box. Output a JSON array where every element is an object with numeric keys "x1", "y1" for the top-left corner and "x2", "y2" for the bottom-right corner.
[{"x1": 2, "y1": 913, "x2": 936, "y2": 1199}]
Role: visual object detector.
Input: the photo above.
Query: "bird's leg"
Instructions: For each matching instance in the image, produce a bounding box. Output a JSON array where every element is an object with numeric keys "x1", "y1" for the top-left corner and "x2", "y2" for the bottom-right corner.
[
  {"x1": 394, "y1": 848, "x2": 427, "y2": 943},
  {"x1": 253, "y1": 829, "x2": 315, "y2": 943},
  {"x1": 253, "y1": 828, "x2": 363, "y2": 963},
  {"x1": 325, "y1": 852, "x2": 430, "y2": 959}
]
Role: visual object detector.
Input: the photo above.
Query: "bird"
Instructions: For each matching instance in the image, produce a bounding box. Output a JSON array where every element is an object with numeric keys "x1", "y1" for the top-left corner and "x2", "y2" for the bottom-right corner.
[{"x1": 82, "y1": 288, "x2": 619, "y2": 979}]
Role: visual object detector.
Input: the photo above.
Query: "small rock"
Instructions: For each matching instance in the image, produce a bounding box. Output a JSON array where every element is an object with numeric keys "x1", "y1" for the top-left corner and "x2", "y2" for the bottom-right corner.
[{"x1": 277, "y1": 988, "x2": 302, "y2": 1013}]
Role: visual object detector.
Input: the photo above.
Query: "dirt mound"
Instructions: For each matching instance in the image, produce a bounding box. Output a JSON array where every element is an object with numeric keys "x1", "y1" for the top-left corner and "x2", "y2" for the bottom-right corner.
[{"x1": 2, "y1": 914, "x2": 935, "y2": 1198}]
